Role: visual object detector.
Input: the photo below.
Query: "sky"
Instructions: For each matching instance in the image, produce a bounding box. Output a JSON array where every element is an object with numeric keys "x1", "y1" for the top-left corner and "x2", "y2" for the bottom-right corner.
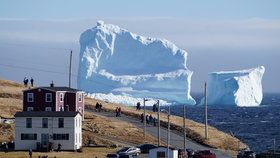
[{"x1": 0, "y1": 0, "x2": 280, "y2": 93}]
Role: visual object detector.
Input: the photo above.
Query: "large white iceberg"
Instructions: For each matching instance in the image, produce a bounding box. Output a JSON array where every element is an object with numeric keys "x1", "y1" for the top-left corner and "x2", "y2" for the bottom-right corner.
[
  {"x1": 77, "y1": 21, "x2": 196, "y2": 105},
  {"x1": 200, "y1": 66, "x2": 265, "y2": 107}
]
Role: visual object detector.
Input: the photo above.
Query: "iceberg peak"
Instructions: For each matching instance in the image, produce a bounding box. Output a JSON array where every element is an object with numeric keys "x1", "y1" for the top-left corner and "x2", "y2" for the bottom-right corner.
[{"x1": 78, "y1": 21, "x2": 195, "y2": 105}]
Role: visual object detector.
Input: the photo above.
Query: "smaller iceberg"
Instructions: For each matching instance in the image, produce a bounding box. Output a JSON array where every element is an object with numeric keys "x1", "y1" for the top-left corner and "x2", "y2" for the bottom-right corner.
[{"x1": 200, "y1": 66, "x2": 265, "y2": 107}]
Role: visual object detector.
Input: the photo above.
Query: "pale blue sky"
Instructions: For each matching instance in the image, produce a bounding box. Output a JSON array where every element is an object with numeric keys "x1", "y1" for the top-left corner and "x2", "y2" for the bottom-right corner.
[
  {"x1": 1, "y1": 0, "x2": 280, "y2": 20},
  {"x1": 0, "y1": 0, "x2": 280, "y2": 93}
]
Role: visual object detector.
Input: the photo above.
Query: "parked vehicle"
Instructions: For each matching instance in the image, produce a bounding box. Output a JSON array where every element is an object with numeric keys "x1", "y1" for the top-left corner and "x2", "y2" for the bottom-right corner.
[
  {"x1": 117, "y1": 147, "x2": 141, "y2": 156},
  {"x1": 237, "y1": 150, "x2": 256, "y2": 158},
  {"x1": 194, "y1": 150, "x2": 216, "y2": 158},
  {"x1": 107, "y1": 154, "x2": 119, "y2": 158},
  {"x1": 186, "y1": 148, "x2": 195, "y2": 158},
  {"x1": 106, "y1": 154, "x2": 136, "y2": 158},
  {"x1": 136, "y1": 144, "x2": 157, "y2": 153}
]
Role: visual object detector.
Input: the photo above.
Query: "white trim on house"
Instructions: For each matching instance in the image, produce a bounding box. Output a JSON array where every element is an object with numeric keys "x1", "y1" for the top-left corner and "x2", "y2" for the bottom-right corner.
[{"x1": 60, "y1": 93, "x2": 64, "y2": 102}]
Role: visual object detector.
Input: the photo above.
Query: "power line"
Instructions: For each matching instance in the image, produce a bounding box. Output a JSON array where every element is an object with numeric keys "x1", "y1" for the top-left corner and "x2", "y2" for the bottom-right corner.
[{"x1": 0, "y1": 42, "x2": 73, "y2": 51}]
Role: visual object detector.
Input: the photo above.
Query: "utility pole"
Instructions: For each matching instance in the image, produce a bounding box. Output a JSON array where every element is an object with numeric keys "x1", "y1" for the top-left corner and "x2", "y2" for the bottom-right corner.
[
  {"x1": 205, "y1": 82, "x2": 208, "y2": 139},
  {"x1": 68, "y1": 50, "x2": 72, "y2": 88},
  {"x1": 183, "y1": 104, "x2": 186, "y2": 157},
  {"x1": 167, "y1": 105, "x2": 170, "y2": 158},
  {"x1": 143, "y1": 98, "x2": 147, "y2": 142},
  {"x1": 157, "y1": 100, "x2": 160, "y2": 146}
]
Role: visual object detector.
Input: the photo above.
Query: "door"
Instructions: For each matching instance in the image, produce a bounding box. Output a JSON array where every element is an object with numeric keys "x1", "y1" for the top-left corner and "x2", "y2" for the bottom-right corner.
[{"x1": 41, "y1": 134, "x2": 49, "y2": 148}]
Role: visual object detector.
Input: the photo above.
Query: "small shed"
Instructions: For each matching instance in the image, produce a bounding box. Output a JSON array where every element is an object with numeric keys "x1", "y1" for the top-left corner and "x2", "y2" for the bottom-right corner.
[{"x1": 149, "y1": 146, "x2": 178, "y2": 158}]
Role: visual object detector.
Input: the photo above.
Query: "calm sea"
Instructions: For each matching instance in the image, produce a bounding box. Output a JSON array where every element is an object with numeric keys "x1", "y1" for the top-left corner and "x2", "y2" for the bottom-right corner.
[{"x1": 159, "y1": 93, "x2": 280, "y2": 153}]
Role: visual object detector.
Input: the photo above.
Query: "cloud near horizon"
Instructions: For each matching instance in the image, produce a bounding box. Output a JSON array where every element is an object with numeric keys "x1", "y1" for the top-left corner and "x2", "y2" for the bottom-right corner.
[{"x1": 0, "y1": 18, "x2": 279, "y2": 51}]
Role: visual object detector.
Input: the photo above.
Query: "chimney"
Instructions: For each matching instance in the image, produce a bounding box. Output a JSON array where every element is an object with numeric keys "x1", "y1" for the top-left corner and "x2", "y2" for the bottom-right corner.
[{"x1": 50, "y1": 81, "x2": 54, "y2": 87}]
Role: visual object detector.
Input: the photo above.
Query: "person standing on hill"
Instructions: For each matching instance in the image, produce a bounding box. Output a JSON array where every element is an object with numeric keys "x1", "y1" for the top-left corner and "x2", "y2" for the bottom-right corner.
[
  {"x1": 115, "y1": 107, "x2": 119, "y2": 117},
  {"x1": 141, "y1": 113, "x2": 144, "y2": 123},
  {"x1": 30, "y1": 77, "x2": 34, "y2": 87},
  {"x1": 118, "y1": 107, "x2": 122, "y2": 117}
]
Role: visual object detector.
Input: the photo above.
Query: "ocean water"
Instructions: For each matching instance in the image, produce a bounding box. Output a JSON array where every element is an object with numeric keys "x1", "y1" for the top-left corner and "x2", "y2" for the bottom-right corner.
[{"x1": 160, "y1": 93, "x2": 280, "y2": 153}]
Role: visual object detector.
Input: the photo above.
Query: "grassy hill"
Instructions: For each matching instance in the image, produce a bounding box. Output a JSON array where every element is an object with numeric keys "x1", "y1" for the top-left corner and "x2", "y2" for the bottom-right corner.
[{"x1": 0, "y1": 78, "x2": 247, "y2": 154}]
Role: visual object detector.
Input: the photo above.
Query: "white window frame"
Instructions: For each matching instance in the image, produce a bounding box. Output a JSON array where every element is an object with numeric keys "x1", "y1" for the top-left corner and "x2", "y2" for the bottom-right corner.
[
  {"x1": 78, "y1": 93, "x2": 82, "y2": 102},
  {"x1": 45, "y1": 107, "x2": 52, "y2": 111},
  {"x1": 27, "y1": 107, "x2": 34, "y2": 111},
  {"x1": 60, "y1": 93, "x2": 64, "y2": 102},
  {"x1": 27, "y1": 93, "x2": 34, "y2": 102},
  {"x1": 45, "y1": 93, "x2": 52, "y2": 102}
]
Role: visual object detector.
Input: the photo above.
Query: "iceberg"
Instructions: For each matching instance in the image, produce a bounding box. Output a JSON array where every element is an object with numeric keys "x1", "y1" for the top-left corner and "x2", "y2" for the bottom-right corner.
[
  {"x1": 77, "y1": 21, "x2": 196, "y2": 105},
  {"x1": 200, "y1": 66, "x2": 265, "y2": 107}
]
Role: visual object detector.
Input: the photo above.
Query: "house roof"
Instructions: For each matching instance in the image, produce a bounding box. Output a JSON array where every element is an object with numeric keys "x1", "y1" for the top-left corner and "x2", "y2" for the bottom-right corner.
[
  {"x1": 15, "y1": 111, "x2": 80, "y2": 117},
  {"x1": 23, "y1": 86, "x2": 82, "y2": 93}
]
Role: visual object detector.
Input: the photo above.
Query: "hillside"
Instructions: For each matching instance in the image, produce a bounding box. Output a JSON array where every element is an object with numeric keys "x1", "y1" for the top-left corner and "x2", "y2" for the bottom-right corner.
[
  {"x1": 0, "y1": 79, "x2": 162, "y2": 148},
  {"x1": 0, "y1": 78, "x2": 247, "y2": 153}
]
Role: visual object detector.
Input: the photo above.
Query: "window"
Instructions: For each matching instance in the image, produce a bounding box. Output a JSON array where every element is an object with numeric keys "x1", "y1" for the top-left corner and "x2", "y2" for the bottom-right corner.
[
  {"x1": 60, "y1": 93, "x2": 64, "y2": 102},
  {"x1": 78, "y1": 93, "x2": 82, "y2": 102},
  {"x1": 26, "y1": 118, "x2": 32, "y2": 128},
  {"x1": 157, "y1": 152, "x2": 165, "y2": 158},
  {"x1": 53, "y1": 134, "x2": 69, "y2": 140},
  {"x1": 27, "y1": 107, "x2": 34, "y2": 111},
  {"x1": 45, "y1": 93, "x2": 52, "y2": 102},
  {"x1": 21, "y1": 133, "x2": 37, "y2": 140},
  {"x1": 58, "y1": 118, "x2": 64, "y2": 128},
  {"x1": 42, "y1": 118, "x2": 48, "y2": 128},
  {"x1": 45, "y1": 107, "x2": 52, "y2": 111},
  {"x1": 27, "y1": 93, "x2": 34, "y2": 102}
]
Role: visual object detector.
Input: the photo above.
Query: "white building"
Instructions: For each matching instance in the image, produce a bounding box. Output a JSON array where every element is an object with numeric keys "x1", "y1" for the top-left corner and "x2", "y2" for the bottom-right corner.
[
  {"x1": 149, "y1": 146, "x2": 178, "y2": 158},
  {"x1": 15, "y1": 111, "x2": 82, "y2": 151}
]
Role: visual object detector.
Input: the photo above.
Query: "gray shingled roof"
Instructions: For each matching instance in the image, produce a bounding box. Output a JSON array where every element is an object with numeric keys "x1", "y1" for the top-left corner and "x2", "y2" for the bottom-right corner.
[
  {"x1": 41, "y1": 87, "x2": 81, "y2": 92},
  {"x1": 15, "y1": 111, "x2": 80, "y2": 117}
]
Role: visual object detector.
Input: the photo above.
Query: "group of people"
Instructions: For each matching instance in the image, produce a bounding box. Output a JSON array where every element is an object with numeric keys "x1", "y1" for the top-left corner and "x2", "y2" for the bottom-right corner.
[
  {"x1": 115, "y1": 107, "x2": 122, "y2": 117},
  {"x1": 23, "y1": 77, "x2": 34, "y2": 87},
  {"x1": 95, "y1": 102, "x2": 103, "y2": 112},
  {"x1": 141, "y1": 113, "x2": 157, "y2": 126}
]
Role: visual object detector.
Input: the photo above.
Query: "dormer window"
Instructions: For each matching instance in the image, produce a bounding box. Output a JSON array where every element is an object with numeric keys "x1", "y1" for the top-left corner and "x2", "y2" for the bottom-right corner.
[
  {"x1": 45, "y1": 93, "x2": 52, "y2": 102},
  {"x1": 60, "y1": 93, "x2": 64, "y2": 102},
  {"x1": 27, "y1": 93, "x2": 34, "y2": 102}
]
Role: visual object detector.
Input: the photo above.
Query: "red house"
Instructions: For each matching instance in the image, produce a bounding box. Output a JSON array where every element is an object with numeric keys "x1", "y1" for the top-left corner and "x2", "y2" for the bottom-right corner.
[{"x1": 23, "y1": 83, "x2": 84, "y2": 119}]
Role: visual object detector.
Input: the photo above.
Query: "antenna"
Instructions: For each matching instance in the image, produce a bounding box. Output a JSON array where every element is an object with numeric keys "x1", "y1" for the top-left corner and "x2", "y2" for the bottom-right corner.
[{"x1": 68, "y1": 50, "x2": 72, "y2": 88}]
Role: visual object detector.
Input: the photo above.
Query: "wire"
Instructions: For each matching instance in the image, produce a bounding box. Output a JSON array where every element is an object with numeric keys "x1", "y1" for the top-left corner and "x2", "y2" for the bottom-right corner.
[{"x1": 0, "y1": 42, "x2": 73, "y2": 51}]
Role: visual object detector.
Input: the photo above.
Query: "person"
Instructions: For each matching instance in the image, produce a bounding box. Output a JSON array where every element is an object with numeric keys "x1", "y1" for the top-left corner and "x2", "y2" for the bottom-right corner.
[
  {"x1": 140, "y1": 113, "x2": 144, "y2": 123},
  {"x1": 146, "y1": 115, "x2": 149, "y2": 124},
  {"x1": 57, "y1": 143, "x2": 61, "y2": 152},
  {"x1": 115, "y1": 107, "x2": 119, "y2": 117},
  {"x1": 149, "y1": 115, "x2": 153, "y2": 124},
  {"x1": 28, "y1": 148, "x2": 32, "y2": 157},
  {"x1": 4, "y1": 143, "x2": 8, "y2": 153},
  {"x1": 118, "y1": 107, "x2": 122, "y2": 117},
  {"x1": 136, "y1": 102, "x2": 141, "y2": 110},
  {"x1": 153, "y1": 117, "x2": 157, "y2": 126},
  {"x1": 152, "y1": 104, "x2": 156, "y2": 112},
  {"x1": 30, "y1": 77, "x2": 34, "y2": 87},
  {"x1": 95, "y1": 102, "x2": 100, "y2": 111},
  {"x1": 99, "y1": 103, "x2": 102, "y2": 112},
  {"x1": 23, "y1": 77, "x2": 28, "y2": 87}
]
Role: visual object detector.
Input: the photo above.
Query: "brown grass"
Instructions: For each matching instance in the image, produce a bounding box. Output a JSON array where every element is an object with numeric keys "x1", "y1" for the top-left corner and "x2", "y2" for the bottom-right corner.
[
  {"x1": 0, "y1": 78, "x2": 247, "y2": 154},
  {"x1": 85, "y1": 98, "x2": 248, "y2": 151}
]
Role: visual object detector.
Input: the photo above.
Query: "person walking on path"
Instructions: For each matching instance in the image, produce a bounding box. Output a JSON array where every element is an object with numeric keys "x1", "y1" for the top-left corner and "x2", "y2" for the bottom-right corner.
[
  {"x1": 115, "y1": 107, "x2": 119, "y2": 117},
  {"x1": 136, "y1": 102, "x2": 141, "y2": 110},
  {"x1": 153, "y1": 117, "x2": 157, "y2": 126},
  {"x1": 30, "y1": 77, "x2": 34, "y2": 87},
  {"x1": 28, "y1": 148, "x2": 32, "y2": 158},
  {"x1": 153, "y1": 104, "x2": 156, "y2": 112},
  {"x1": 118, "y1": 107, "x2": 122, "y2": 117},
  {"x1": 146, "y1": 115, "x2": 149, "y2": 124},
  {"x1": 23, "y1": 77, "x2": 28, "y2": 87},
  {"x1": 140, "y1": 113, "x2": 144, "y2": 123},
  {"x1": 149, "y1": 114, "x2": 153, "y2": 124}
]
